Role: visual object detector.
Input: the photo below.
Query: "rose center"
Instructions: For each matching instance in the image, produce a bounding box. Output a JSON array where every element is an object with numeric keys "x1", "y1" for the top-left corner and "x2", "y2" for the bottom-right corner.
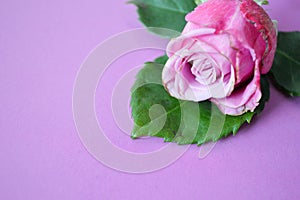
[{"x1": 190, "y1": 57, "x2": 220, "y2": 85}]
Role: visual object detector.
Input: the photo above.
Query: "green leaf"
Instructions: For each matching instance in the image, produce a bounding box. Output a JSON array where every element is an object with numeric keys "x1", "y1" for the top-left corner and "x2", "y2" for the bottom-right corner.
[
  {"x1": 254, "y1": 0, "x2": 269, "y2": 5},
  {"x1": 255, "y1": 75, "x2": 270, "y2": 114},
  {"x1": 194, "y1": 0, "x2": 207, "y2": 5},
  {"x1": 129, "y1": 0, "x2": 197, "y2": 37},
  {"x1": 130, "y1": 55, "x2": 270, "y2": 145},
  {"x1": 270, "y1": 31, "x2": 300, "y2": 96}
]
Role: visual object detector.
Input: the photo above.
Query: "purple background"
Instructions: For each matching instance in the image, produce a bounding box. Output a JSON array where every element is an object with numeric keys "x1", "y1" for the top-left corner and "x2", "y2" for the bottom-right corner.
[{"x1": 1, "y1": 0, "x2": 300, "y2": 199}]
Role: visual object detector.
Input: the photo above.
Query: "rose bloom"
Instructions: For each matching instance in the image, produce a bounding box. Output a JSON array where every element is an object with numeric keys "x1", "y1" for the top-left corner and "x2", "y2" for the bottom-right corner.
[{"x1": 162, "y1": 0, "x2": 277, "y2": 115}]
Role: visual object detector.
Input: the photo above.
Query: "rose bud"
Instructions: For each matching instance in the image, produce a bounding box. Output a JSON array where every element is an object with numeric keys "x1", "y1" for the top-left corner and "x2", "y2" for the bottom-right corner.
[{"x1": 162, "y1": 0, "x2": 277, "y2": 115}]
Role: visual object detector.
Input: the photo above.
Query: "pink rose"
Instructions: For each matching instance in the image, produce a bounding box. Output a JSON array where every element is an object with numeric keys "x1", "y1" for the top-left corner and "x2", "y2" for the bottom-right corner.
[{"x1": 162, "y1": 0, "x2": 277, "y2": 115}]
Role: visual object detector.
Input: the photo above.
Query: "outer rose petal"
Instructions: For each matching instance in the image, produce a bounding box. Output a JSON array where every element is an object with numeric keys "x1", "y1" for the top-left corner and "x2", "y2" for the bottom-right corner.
[
  {"x1": 185, "y1": 0, "x2": 240, "y2": 31},
  {"x1": 166, "y1": 28, "x2": 216, "y2": 57},
  {"x1": 240, "y1": 0, "x2": 277, "y2": 74},
  {"x1": 211, "y1": 60, "x2": 262, "y2": 115}
]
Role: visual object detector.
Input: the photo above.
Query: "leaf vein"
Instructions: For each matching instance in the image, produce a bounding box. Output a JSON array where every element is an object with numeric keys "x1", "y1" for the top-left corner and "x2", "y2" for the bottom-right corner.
[{"x1": 277, "y1": 49, "x2": 300, "y2": 66}]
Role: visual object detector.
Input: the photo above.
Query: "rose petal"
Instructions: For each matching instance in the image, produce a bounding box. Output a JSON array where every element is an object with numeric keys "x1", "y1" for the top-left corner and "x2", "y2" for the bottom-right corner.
[
  {"x1": 211, "y1": 60, "x2": 262, "y2": 116},
  {"x1": 240, "y1": 0, "x2": 277, "y2": 74},
  {"x1": 235, "y1": 47, "x2": 255, "y2": 85},
  {"x1": 163, "y1": 30, "x2": 237, "y2": 101},
  {"x1": 163, "y1": 56, "x2": 212, "y2": 101},
  {"x1": 166, "y1": 28, "x2": 216, "y2": 57},
  {"x1": 186, "y1": 0, "x2": 240, "y2": 32}
]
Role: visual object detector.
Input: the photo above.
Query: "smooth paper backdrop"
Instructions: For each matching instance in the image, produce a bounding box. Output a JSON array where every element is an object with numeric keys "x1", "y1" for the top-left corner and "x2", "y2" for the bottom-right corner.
[{"x1": 1, "y1": 0, "x2": 300, "y2": 199}]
